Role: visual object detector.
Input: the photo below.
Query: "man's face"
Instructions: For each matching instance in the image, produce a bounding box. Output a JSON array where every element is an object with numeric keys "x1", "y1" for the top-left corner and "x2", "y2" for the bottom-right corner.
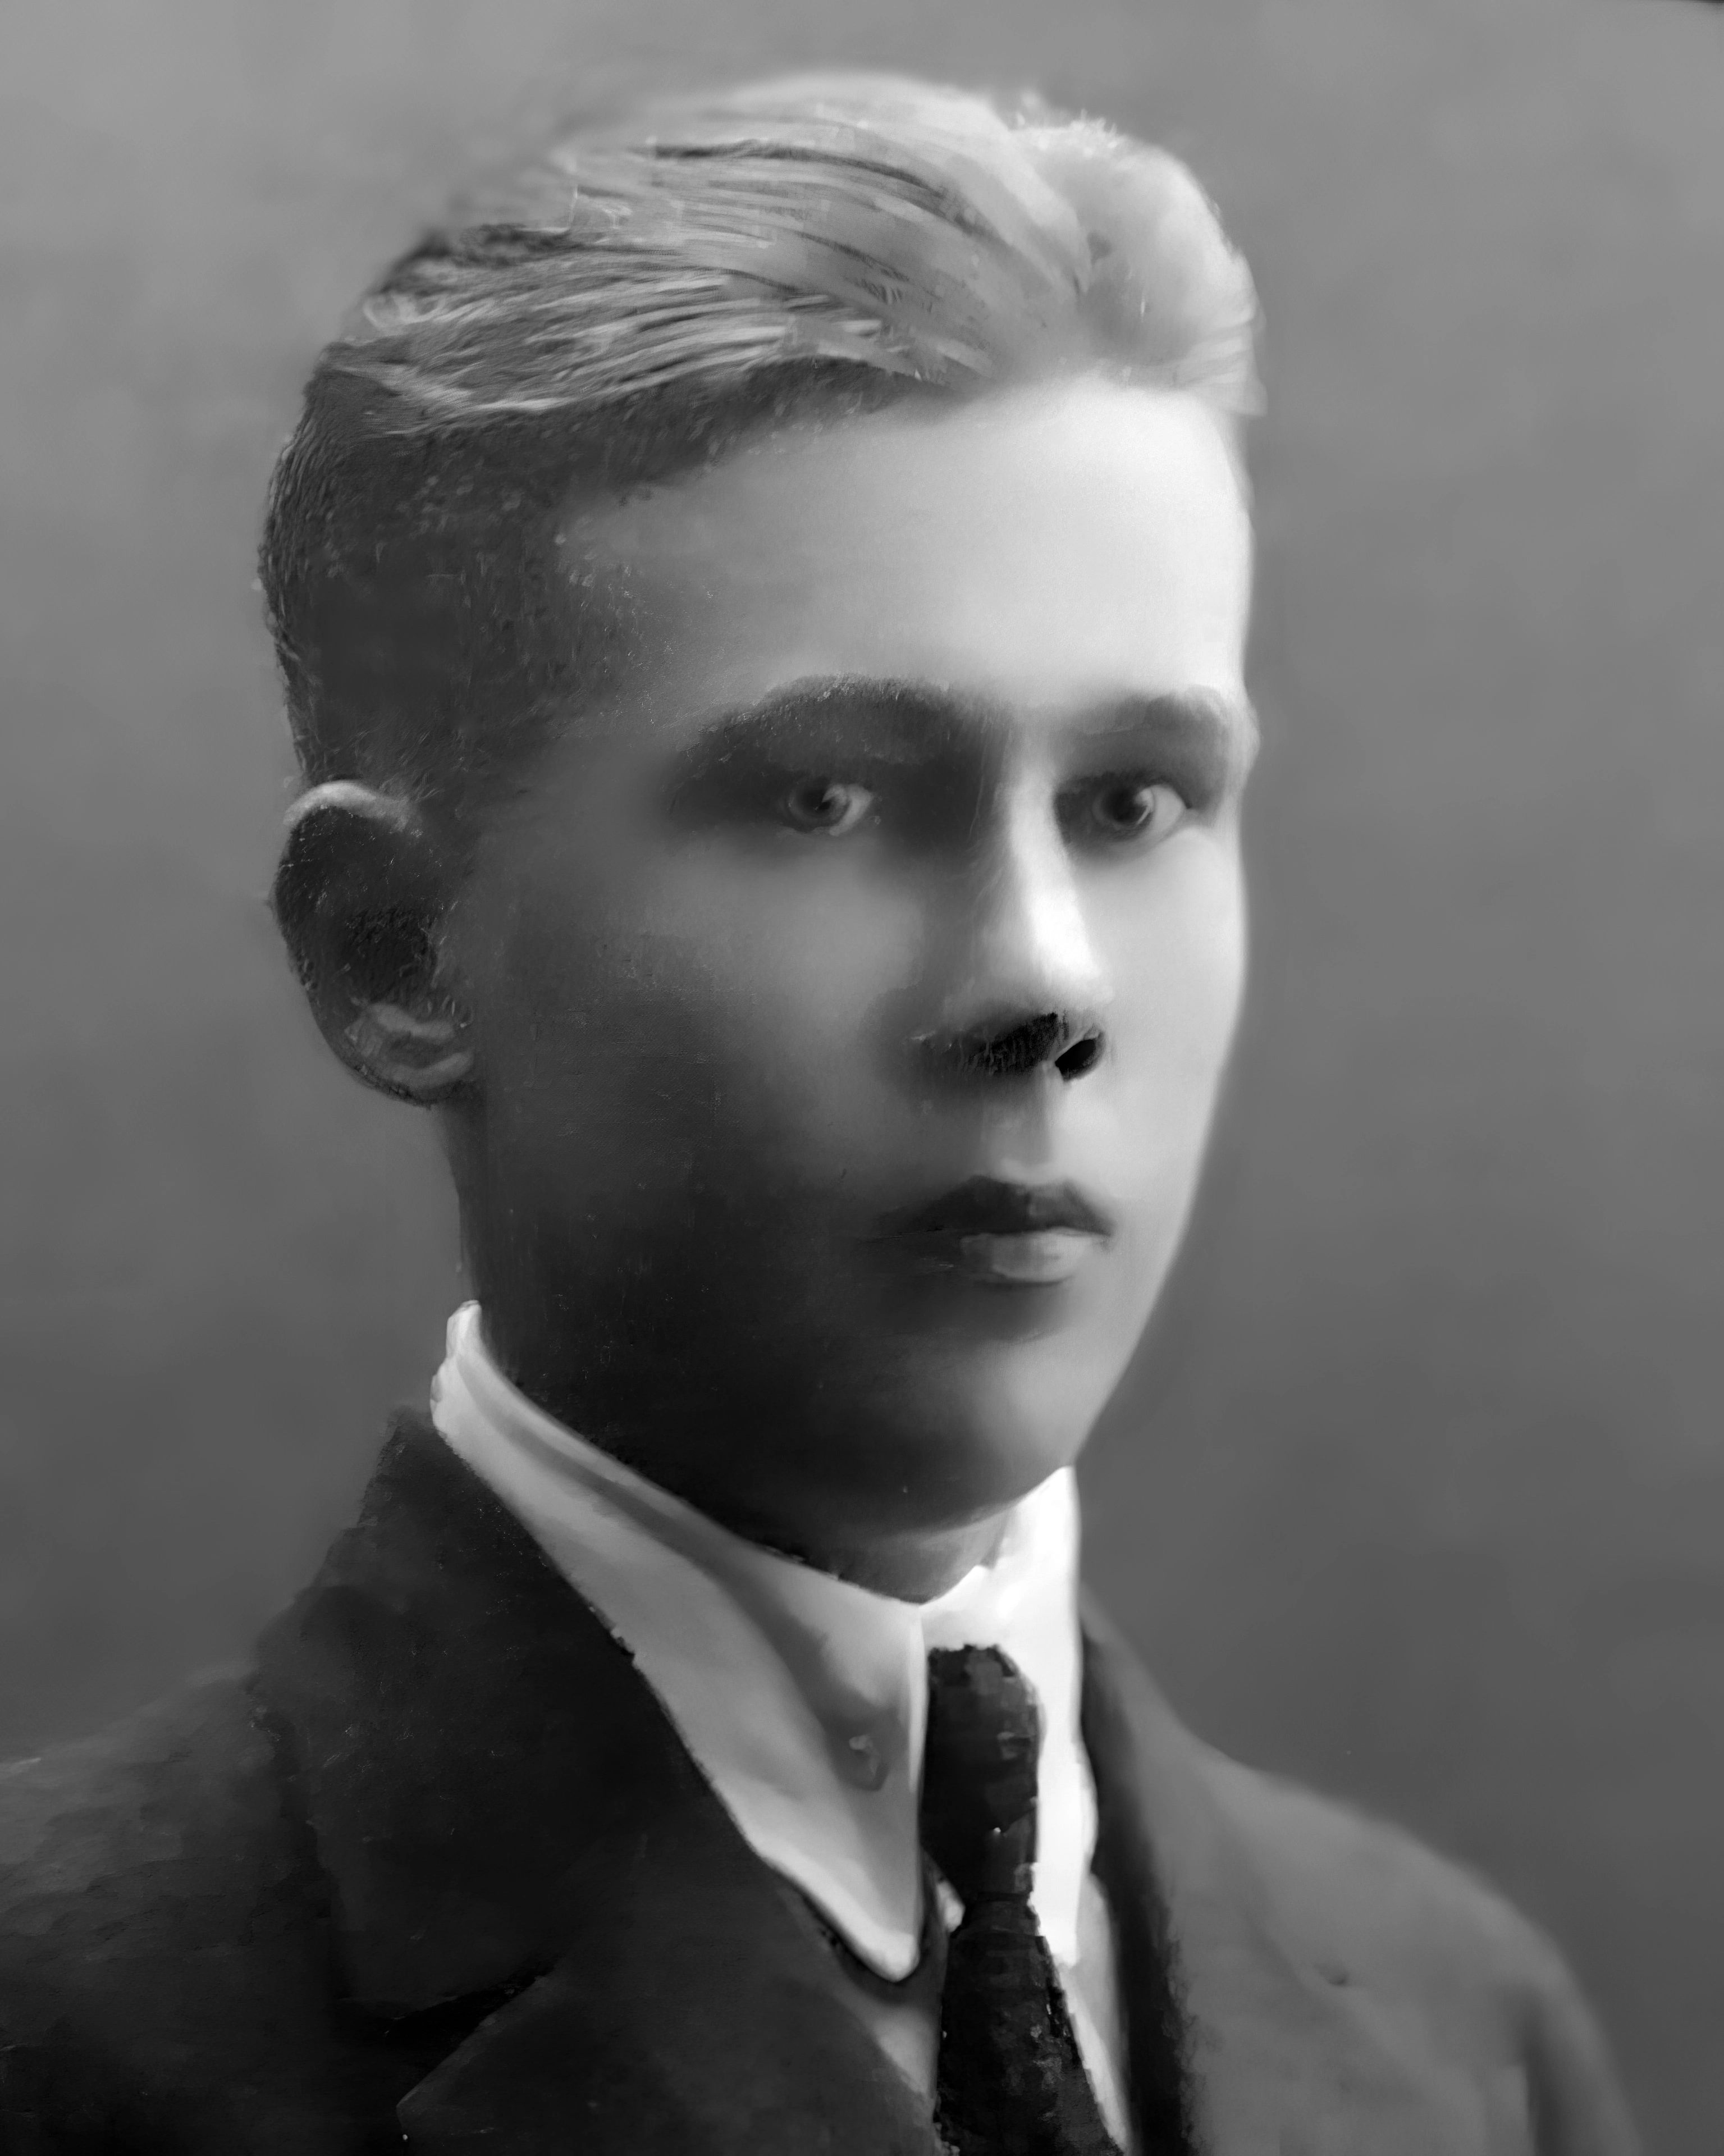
[{"x1": 443, "y1": 375, "x2": 1254, "y2": 1564}]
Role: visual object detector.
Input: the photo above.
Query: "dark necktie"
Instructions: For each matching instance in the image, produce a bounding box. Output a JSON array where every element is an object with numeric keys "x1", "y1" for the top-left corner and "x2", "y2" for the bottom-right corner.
[{"x1": 920, "y1": 1644, "x2": 1126, "y2": 2156}]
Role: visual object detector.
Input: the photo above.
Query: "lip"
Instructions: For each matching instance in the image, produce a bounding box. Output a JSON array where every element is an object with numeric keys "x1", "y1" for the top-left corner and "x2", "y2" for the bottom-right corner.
[
  {"x1": 882, "y1": 1175, "x2": 1117, "y2": 1241},
  {"x1": 876, "y1": 1177, "x2": 1115, "y2": 1287}
]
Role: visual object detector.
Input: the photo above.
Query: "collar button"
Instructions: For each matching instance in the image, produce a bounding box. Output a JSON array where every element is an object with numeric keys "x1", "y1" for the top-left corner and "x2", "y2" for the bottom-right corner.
[{"x1": 841, "y1": 1730, "x2": 887, "y2": 1790}]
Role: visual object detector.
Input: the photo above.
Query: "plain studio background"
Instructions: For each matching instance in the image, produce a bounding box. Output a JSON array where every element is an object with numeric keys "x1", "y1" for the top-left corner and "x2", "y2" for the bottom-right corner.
[{"x1": 1, "y1": 0, "x2": 1719, "y2": 2145}]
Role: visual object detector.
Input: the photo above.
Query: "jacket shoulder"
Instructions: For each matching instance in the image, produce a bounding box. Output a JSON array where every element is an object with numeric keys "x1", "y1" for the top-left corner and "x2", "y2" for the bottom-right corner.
[
  {"x1": 1202, "y1": 1748, "x2": 1543, "y2": 2000},
  {"x1": 0, "y1": 1669, "x2": 299, "y2": 1947},
  {"x1": 1197, "y1": 1749, "x2": 1639, "y2": 2156},
  {"x1": 0, "y1": 1672, "x2": 355, "y2": 2138}
]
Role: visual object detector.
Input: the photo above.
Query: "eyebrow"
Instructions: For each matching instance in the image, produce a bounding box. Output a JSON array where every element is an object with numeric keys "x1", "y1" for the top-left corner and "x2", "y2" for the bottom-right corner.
[{"x1": 663, "y1": 674, "x2": 1260, "y2": 784}]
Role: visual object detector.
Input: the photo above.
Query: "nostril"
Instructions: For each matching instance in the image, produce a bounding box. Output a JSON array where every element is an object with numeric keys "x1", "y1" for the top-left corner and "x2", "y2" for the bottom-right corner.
[
  {"x1": 1054, "y1": 1033, "x2": 1103, "y2": 1082},
  {"x1": 954, "y1": 1012, "x2": 1064, "y2": 1081},
  {"x1": 926, "y1": 1012, "x2": 1105, "y2": 1084}
]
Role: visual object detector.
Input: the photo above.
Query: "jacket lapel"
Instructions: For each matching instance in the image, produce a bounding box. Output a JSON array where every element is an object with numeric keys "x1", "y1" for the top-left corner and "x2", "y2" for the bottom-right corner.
[
  {"x1": 258, "y1": 1412, "x2": 1485, "y2": 2156},
  {"x1": 1082, "y1": 1598, "x2": 1487, "y2": 2156},
  {"x1": 254, "y1": 1414, "x2": 940, "y2": 2155}
]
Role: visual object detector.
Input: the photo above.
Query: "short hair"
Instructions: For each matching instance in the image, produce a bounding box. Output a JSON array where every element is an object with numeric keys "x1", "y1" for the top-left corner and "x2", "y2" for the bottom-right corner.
[{"x1": 260, "y1": 73, "x2": 1260, "y2": 830}]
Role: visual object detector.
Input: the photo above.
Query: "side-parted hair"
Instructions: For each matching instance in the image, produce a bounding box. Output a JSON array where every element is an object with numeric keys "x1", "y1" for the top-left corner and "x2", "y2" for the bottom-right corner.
[{"x1": 260, "y1": 73, "x2": 1260, "y2": 829}]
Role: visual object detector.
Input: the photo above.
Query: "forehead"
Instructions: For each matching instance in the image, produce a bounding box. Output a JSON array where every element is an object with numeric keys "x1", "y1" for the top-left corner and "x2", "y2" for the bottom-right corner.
[{"x1": 559, "y1": 376, "x2": 1253, "y2": 727}]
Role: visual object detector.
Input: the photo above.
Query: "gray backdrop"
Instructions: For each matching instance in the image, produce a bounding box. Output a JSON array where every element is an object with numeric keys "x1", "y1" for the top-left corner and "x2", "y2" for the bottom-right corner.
[{"x1": 2, "y1": 1, "x2": 1719, "y2": 2148}]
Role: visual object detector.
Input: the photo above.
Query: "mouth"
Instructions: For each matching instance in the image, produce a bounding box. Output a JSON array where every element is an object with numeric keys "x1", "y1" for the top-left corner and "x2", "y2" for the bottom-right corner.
[{"x1": 877, "y1": 1176, "x2": 1116, "y2": 1289}]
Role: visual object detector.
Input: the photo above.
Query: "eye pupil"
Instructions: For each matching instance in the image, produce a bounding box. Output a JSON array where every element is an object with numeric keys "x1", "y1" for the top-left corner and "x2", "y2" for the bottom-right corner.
[
  {"x1": 1099, "y1": 782, "x2": 1153, "y2": 831},
  {"x1": 790, "y1": 780, "x2": 843, "y2": 825},
  {"x1": 784, "y1": 776, "x2": 871, "y2": 834}
]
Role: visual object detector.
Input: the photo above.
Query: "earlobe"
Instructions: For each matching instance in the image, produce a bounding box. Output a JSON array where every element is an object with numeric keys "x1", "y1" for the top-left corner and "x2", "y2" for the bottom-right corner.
[
  {"x1": 272, "y1": 781, "x2": 474, "y2": 1107},
  {"x1": 341, "y1": 1001, "x2": 474, "y2": 1103}
]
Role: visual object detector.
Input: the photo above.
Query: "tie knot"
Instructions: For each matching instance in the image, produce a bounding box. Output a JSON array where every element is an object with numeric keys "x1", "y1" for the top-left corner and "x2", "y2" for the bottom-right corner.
[{"x1": 921, "y1": 1645, "x2": 1042, "y2": 1905}]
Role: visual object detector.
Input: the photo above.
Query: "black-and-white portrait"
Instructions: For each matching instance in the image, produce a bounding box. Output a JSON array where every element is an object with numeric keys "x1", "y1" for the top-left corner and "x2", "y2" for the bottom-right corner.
[{"x1": 2, "y1": 3, "x2": 1719, "y2": 2150}]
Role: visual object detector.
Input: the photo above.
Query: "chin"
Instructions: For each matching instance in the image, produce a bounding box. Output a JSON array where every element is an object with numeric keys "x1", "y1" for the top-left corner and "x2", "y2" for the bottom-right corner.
[{"x1": 877, "y1": 1337, "x2": 1121, "y2": 1522}]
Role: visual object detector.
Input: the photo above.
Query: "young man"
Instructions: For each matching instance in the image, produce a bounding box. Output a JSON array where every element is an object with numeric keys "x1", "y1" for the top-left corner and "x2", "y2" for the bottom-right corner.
[{"x1": 0, "y1": 74, "x2": 1638, "y2": 2156}]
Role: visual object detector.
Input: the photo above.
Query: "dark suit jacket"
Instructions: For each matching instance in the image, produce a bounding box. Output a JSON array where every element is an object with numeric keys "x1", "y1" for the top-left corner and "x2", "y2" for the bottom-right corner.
[{"x1": 0, "y1": 1415, "x2": 1639, "y2": 2155}]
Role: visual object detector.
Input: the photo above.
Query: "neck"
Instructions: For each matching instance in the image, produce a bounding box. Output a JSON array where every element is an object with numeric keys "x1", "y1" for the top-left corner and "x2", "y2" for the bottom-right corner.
[
  {"x1": 464, "y1": 1311, "x2": 1016, "y2": 1606},
  {"x1": 785, "y1": 1511, "x2": 1013, "y2": 1604},
  {"x1": 540, "y1": 1394, "x2": 1016, "y2": 1603}
]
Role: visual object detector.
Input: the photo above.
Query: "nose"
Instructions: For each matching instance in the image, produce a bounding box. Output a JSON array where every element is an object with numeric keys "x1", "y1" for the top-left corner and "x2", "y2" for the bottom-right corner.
[{"x1": 917, "y1": 783, "x2": 1110, "y2": 1088}]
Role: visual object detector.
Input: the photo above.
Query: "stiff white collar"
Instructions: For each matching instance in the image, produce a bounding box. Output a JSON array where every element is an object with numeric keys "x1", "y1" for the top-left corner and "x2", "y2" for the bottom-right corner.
[{"x1": 429, "y1": 1301, "x2": 1099, "y2": 1984}]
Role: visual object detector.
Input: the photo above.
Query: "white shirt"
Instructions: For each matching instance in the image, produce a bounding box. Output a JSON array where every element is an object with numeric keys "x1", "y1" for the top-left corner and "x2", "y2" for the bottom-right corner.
[{"x1": 430, "y1": 1301, "x2": 1132, "y2": 2141}]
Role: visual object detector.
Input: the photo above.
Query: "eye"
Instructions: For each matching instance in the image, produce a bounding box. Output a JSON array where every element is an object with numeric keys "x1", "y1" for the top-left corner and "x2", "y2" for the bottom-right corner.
[
  {"x1": 779, "y1": 776, "x2": 877, "y2": 837},
  {"x1": 1077, "y1": 776, "x2": 1189, "y2": 845}
]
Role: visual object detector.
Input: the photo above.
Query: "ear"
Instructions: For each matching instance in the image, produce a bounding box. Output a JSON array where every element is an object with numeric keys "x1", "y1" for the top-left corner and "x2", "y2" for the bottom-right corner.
[{"x1": 271, "y1": 781, "x2": 475, "y2": 1105}]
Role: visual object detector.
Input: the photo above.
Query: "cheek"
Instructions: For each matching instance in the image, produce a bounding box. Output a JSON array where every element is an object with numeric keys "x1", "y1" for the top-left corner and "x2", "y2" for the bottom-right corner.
[
  {"x1": 637, "y1": 855, "x2": 922, "y2": 1147},
  {"x1": 1101, "y1": 837, "x2": 1247, "y2": 1145},
  {"x1": 472, "y1": 845, "x2": 917, "y2": 1182}
]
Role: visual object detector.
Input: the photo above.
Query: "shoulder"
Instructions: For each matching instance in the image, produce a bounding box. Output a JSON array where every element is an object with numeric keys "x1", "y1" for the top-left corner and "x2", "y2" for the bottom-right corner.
[
  {"x1": 0, "y1": 1671, "x2": 339, "y2": 2127},
  {"x1": 1201, "y1": 1746, "x2": 1550, "y2": 2004},
  {"x1": 1081, "y1": 1602, "x2": 1638, "y2": 2154},
  {"x1": 1194, "y1": 1746, "x2": 1640, "y2": 2156},
  {"x1": 0, "y1": 1668, "x2": 298, "y2": 1934}
]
